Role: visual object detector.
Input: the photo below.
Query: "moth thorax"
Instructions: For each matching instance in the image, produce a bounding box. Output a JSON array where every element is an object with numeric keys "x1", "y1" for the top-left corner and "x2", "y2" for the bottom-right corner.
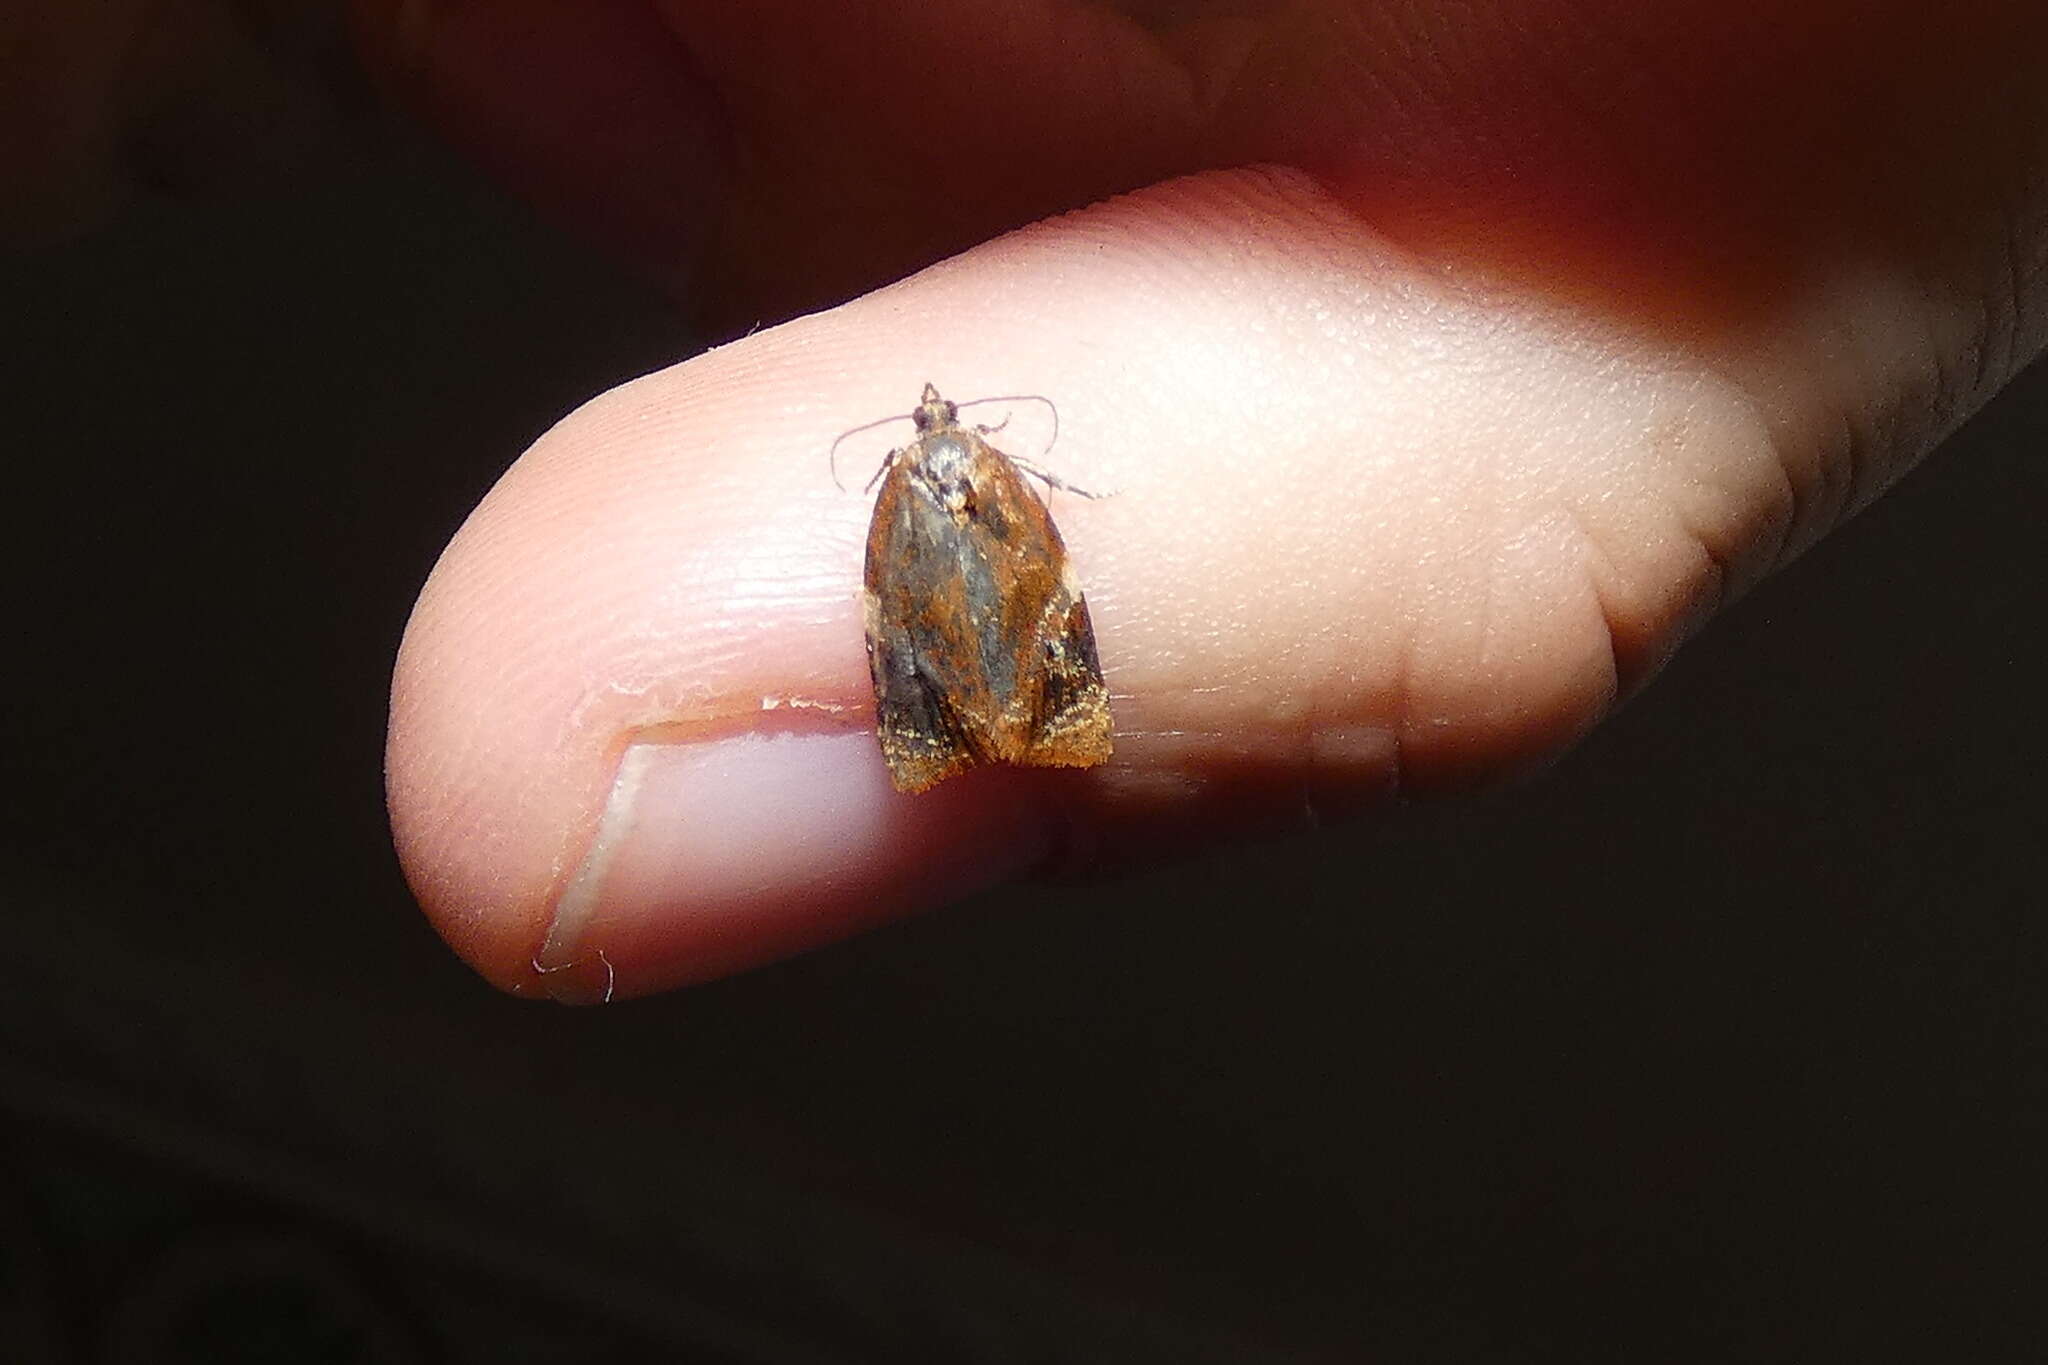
[{"x1": 916, "y1": 434, "x2": 977, "y2": 512}]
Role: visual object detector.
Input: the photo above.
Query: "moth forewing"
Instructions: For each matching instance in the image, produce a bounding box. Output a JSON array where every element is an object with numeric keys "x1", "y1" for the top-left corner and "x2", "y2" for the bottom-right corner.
[{"x1": 860, "y1": 385, "x2": 1112, "y2": 792}]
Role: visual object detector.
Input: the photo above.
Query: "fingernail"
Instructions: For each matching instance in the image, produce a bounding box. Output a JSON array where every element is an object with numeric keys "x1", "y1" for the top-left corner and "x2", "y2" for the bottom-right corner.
[{"x1": 537, "y1": 731, "x2": 901, "y2": 1000}]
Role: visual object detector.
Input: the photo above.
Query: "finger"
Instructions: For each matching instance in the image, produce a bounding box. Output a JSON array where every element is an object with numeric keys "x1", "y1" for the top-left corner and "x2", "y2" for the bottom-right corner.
[
  {"x1": 345, "y1": 0, "x2": 1180, "y2": 321},
  {"x1": 348, "y1": 0, "x2": 727, "y2": 288},
  {"x1": 347, "y1": 2, "x2": 2048, "y2": 341},
  {"x1": 386, "y1": 151, "x2": 2045, "y2": 1001}
]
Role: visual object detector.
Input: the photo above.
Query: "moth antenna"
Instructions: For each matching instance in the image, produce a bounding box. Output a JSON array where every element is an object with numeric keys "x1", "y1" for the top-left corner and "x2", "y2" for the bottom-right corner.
[{"x1": 828, "y1": 409, "x2": 917, "y2": 492}]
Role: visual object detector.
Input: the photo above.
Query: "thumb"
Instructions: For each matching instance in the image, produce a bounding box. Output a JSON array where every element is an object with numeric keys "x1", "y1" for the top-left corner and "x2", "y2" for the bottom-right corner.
[{"x1": 386, "y1": 166, "x2": 2040, "y2": 1000}]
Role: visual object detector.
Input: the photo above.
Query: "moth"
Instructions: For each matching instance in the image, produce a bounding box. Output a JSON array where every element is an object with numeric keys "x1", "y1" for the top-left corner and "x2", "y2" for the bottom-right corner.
[{"x1": 860, "y1": 384, "x2": 1113, "y2": 792}]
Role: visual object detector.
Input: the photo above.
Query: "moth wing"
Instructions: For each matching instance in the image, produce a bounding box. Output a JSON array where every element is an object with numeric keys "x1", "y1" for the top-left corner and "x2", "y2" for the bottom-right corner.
[
  {"x1": 1016, "y1": 574, "x2": 1113, "y2": 769},
  {"x1": 980, "y1": 463, "x2": 1114, "y2": 770},
  {"x1": 862, "y1": 432, "x2": 1112, "y2": 791},
  {"x1": 864, "y1": 459, "x2": 988, "y2": 792},
  {"x1": 871, "y1": 666, "x2": 977, "y2": 791}
]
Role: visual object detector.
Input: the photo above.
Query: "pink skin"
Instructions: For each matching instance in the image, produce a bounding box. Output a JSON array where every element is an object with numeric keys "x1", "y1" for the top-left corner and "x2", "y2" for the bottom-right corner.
[{"x1": 371, "y1": 3, "x2": 2048, "y2": 998}]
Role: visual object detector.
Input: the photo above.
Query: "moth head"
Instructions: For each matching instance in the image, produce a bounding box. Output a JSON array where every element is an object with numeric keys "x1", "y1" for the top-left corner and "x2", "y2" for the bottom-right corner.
[{"x1": 912, "y1": 383, "x2": 957, "y2": 432}]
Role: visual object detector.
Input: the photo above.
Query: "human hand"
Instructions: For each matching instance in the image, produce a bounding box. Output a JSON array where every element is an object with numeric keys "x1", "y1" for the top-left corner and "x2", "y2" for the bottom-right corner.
[{"x1": 371, "y1": 1, "x2": 2048, "y2": 998}]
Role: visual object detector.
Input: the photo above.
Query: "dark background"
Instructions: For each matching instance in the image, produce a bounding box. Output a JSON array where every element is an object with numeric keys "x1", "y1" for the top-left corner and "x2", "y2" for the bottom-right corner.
[{"x1": 3, "y1": 51, "x2": 2045, "y2": 1365}]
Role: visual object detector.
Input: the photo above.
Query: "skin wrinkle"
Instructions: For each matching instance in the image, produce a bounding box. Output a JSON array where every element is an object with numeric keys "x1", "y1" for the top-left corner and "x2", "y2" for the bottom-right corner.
[
  {"x1": 1878, "y1": 286, "x2": 1944, "y2": 512},
  {"x1": 1831, "y1": 401, "x2": 1867, "y2": 549},
  {"x1": 1647, "y1": 401, "x2": 1762, "y2": 611},
  {"x1": 1975, "y1": 227, "x2": 2010, "y2": 405},
  {"x1": 1746, "y1": 443, "x2": 1798, "y2": 605},
  {"x1": 1980, "y1": 174, "x2": 2047, "y2": 402},
  {"x1": 1775, "y1": 263, "x2": 1959, "y2": 547},
  {"x1": 1556, "y1": 500, "x2": 1630, "y2": 695},
  {"x1": 1571, "y1": 388, "x2": 1746, "y2": 679},
  {"x1": 2014, "y1": 190, "x2": 2048, "y2": 370}
]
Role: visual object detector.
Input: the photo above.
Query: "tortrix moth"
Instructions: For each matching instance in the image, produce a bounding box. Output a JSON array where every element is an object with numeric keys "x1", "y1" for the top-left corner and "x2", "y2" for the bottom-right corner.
[{"x1": 860, "y1": 384, "x2": 1113, "y2": 792}]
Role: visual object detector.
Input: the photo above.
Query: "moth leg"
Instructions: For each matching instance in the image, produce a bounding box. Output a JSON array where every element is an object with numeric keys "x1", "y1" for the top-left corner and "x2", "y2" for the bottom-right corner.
[
  {"x1": 863, "y1": 444, "x2": 907, "y2": 495},
  {"x1": 1006, "y1": 453, "x2": 1111, "y2": 501}
]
